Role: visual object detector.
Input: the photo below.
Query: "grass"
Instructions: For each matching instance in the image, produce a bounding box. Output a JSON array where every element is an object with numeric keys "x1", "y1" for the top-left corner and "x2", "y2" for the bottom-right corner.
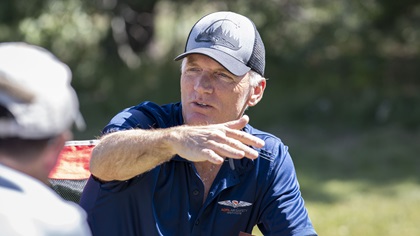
[
  {"x1": 251, "y1": 124, "x2": 420, "y2": 236},
  {"x1": 305, "y1": 181, "x2": 420, "y2": 235}
]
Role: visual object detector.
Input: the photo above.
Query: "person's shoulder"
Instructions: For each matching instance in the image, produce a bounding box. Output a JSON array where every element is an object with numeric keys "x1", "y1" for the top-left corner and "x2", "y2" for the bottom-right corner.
[
  {"x1": 25, "y1": 183, "x2": 90, "y2": 233},
  {"x1": 134, "y1": 101, "x2": 181, "y2": 116},
  {"x1": 0, "y1": 177, "x2": 87, "y2": 225},
  {"x1": 0, "y1": 193, "x2": 90, "y2": 235},
  {"x1": 104, "y1": 101, "x2": 182, "y2": 132},
  {"x1": 130, "y1": 101, "x2": 183, "y2": 128},
  {"x1": 245, "y1": 124, "x2": 287, "y2": 162}
]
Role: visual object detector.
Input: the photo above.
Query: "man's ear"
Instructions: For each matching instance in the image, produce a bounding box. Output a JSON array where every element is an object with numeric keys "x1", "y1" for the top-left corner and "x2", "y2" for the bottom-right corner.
[
  {"x1": 49, "y1": 132, "x2": 69, "y2": 154},
  {"x1": 247, "y1": 79, "x2": 266, "y2": 107},
  {"x1": 42, "y1": 131, "x2": 71, "y2": 175}
]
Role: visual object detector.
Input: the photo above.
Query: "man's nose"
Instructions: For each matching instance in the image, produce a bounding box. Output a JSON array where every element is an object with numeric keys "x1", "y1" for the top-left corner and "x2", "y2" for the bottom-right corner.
[{"x1": 194, "y1": 72, "x2": 213, "y2": 94}]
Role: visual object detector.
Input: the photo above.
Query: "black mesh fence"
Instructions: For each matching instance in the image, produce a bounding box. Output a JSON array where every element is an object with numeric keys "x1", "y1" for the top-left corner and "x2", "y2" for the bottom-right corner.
[{"x1": 49, "y1": 179, "x2": 88, "y2": 203}]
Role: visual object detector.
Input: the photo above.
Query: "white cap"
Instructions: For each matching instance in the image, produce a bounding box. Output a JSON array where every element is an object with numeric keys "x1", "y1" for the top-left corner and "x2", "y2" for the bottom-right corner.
[{"x1": 0, "y1": 42, "x2": 85, "y2": 139}]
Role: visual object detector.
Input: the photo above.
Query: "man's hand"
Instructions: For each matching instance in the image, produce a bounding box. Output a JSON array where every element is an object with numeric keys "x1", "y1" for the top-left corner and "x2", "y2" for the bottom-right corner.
[
  {"x1": 169, "y1": 115, "x2": 265, "y2": 164},
  {"x1": 90, "y1": 115, "x2": 265, "y2": 181}
]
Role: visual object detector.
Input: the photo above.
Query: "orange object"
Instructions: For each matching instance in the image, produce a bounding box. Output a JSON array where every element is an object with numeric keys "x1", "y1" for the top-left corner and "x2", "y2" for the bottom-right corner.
[{"x1": 48, "y1": 140, "x2": 99, "y2": 180}]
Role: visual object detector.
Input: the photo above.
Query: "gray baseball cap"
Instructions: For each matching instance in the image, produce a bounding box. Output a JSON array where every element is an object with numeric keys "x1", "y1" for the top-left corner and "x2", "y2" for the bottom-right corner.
[
  {"x1": 0, "y1": 42, "x2": 85, "y2": 139},
  {"x1": 175, "y1": 11, "x2": 265, "y2": 77}
]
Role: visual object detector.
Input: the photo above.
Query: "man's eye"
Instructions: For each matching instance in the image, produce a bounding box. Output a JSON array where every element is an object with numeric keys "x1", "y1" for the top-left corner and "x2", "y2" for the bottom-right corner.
[
  {"x1": 215, "y1": 72, "x2": 234, "y2": 81},
  {"x1": 186, "y1": 67, "x2": 200, "y2": 73}
]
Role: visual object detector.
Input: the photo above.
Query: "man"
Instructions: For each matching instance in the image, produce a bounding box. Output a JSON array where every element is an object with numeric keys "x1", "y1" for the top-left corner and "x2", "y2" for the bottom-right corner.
[
  {"x1": 0, "y1": 42, "x2": 91, "y2": 235},
  {"x1": 80, "y1": 11, "x2": 317, "y2": 236}
]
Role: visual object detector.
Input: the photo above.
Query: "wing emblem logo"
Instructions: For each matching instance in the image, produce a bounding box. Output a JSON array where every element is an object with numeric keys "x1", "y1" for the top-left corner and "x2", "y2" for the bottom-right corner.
[{"x1": 218, "y1": 200, "x2": 252, "y2": 208}]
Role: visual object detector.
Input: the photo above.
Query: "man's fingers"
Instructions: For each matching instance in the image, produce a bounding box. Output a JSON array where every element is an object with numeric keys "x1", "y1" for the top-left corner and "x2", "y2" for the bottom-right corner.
[
  {"x1": 222, "y1": 115, "x2": 265, "y2": 148},
  {"x1": 207, "y1": 137, "x2": 260, "y2": 160},
  {"x1": 224, "y1": 115, "x2": 249, "y2": 130},
  {"x1": 176, "y1": 116, "x2": 265, "y2": 163},
  {"x1": 201, "y1": 148, "x2": 224, "y2": 164},
  {"x1": 225, "y1": 128, "x2": 265, "y2": 149}
]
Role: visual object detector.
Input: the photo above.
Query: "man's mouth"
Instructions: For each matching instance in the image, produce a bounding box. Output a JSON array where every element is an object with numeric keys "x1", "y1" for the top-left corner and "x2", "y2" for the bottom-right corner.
[{"x1": 194, "y1": 102, "x2": 211, "y2": 108}]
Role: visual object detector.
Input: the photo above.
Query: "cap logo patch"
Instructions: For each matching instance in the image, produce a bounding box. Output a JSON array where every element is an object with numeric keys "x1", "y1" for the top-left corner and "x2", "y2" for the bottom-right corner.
[{"x1": 195, "y1": 19, "x2": 241, "y2": 51}]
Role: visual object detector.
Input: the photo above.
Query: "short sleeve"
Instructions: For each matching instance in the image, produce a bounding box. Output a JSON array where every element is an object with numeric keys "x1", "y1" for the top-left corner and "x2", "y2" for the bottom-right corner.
[
  {"x1": 257, "y1": 144, "x2": 317, "y2": 236},
  {"x1": 103, "y1": 107, "x2": 155, "y2": 134}
]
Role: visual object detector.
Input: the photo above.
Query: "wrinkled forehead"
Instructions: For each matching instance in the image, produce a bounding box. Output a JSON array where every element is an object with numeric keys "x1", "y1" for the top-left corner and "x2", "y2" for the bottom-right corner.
[
  {"x1": 182, "y1": 54, "x2": 253, "y2": 84},
  {"x1": 183, "y1": 54, "x2": 235, "y2": 74}
]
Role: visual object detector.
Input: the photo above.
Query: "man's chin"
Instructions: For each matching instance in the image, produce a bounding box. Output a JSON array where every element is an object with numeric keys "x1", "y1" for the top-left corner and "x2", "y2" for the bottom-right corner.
[
  {"x1": 186, "y1": 119, "x2": 212, "y2": 126},
  {"x1": 184, "y1": 114, "x2": 214, "y2": 126}
]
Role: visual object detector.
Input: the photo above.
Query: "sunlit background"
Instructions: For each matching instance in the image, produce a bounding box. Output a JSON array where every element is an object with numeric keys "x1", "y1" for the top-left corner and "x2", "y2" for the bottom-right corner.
[{"x1": 1, "y1": 0, "x2": 419, "y2": 235}]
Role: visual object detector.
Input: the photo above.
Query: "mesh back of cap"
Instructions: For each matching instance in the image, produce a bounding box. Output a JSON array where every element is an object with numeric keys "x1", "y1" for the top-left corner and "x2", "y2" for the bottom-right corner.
[{"x1": 247, "y1": 28, "x2": 265, "y2": 76}]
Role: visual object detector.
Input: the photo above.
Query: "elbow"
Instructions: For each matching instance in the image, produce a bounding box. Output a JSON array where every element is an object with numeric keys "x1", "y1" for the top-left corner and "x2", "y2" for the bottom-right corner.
[
  {"x1": 89, "y1": 160, "x2": 101, "y2": 179},
  {"x1": 89, "y1": 145, "x2": 112, "y2": 181}
]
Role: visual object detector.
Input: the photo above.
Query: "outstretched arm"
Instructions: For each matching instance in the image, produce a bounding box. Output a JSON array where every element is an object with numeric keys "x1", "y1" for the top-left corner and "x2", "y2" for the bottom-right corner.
[{"x1": 90, "y1": 115, "x2": 265, "y2": 181}]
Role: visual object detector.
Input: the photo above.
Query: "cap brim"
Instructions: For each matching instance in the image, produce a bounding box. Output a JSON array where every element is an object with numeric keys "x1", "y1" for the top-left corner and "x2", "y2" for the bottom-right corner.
[{"x1": 174, "y1": 48, "x2": 251, "y2": 76}]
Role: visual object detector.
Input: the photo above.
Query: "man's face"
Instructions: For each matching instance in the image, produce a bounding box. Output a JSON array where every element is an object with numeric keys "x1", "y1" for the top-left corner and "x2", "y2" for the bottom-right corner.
[{"x1": 180, "y1": 54, "x2": 254, "y2": 125}]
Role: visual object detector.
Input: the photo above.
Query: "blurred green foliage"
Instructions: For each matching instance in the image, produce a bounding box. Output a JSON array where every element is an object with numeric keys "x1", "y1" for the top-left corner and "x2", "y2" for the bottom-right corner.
[
  {"x1": 3, "y1": 2, "x2": 418, "y2": 235},
  {"x1": 1, "y1": 0, "x2": 419, "y2": 138}
]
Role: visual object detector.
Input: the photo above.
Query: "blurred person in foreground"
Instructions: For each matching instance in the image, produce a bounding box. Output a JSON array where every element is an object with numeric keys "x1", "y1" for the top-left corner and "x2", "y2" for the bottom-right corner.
[
  {"x1": 0, "y1": 42, "x2": 91, "y2": 236},
  {"x1": 80, "y1": 11, "x2": 317, "y2": 236}
]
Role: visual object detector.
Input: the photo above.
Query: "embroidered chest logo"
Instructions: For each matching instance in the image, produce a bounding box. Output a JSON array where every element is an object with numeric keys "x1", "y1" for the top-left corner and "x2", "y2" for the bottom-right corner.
[
  {"x1": 195, "y1": 19, "x2": 242, "y2": 51},
  {"x1": 218, "y1": 200, "x2": 252, "y2": 215}
]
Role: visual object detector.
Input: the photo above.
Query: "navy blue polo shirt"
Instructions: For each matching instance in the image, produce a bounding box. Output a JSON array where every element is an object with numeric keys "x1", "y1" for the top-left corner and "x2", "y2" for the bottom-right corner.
[{"x1": 80, "y1": 101, "x2": 317, "y2": 236}]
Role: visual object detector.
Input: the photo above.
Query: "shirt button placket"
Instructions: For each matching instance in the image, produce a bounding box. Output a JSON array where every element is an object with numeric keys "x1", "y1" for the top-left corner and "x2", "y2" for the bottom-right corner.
[{"x1": 191, "y1": 218, "x2": 201, "y2": 236}]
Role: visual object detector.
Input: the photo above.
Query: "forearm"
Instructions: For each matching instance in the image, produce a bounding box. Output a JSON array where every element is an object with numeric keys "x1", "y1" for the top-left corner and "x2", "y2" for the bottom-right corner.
[
  {"x1": 89, "y1": 116, "x2": 265, "y2": 181},
  {"x1": 90, "y1": 128, "x2": 176, "y2": 181}
]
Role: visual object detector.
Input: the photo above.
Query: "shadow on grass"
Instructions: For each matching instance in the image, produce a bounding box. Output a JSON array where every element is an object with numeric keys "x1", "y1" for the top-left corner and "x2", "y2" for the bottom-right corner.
[{"x1": 268, "y1": 124, "x2": 420, "y2": 204}]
